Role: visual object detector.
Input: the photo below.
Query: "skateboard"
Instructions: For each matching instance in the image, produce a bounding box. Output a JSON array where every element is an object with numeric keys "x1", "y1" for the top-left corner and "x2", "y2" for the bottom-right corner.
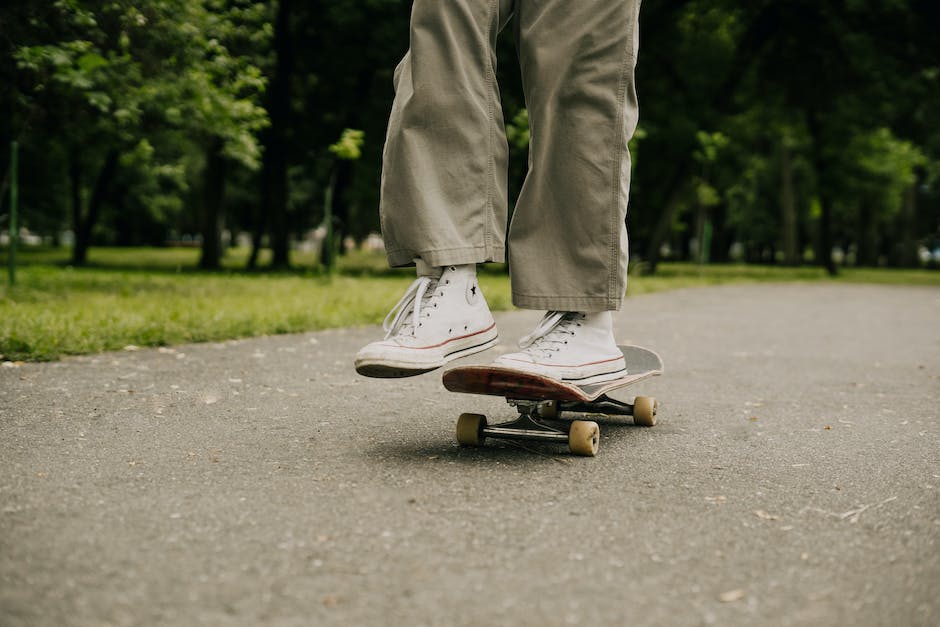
[{"x1": 442, "y1": 346, "x2": 663, "y2": 457}]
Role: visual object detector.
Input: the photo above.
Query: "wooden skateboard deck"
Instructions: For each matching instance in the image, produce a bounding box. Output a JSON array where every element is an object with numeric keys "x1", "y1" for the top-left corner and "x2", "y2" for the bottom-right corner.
[
  {"x1": 443, "y1": 346, "x2": 663, "y2": 402},
  {"x1": 443, "y1": 346, "x2": 664, "y2": 457}
]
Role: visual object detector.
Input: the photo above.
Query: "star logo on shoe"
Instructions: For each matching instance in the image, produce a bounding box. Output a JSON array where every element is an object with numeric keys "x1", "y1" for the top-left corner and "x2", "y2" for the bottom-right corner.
[{"x1": 466, "y1": 281, "x2": 479, "y2": 305}]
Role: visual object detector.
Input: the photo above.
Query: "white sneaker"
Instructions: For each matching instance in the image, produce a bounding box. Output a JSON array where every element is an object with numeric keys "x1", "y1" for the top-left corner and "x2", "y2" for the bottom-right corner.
[
  {"x1": 355, "y1": 264, "x2": 498, "y2": 378},
  {"x1": 493, "y1": 311, "x2": 626, "y2": 384}
]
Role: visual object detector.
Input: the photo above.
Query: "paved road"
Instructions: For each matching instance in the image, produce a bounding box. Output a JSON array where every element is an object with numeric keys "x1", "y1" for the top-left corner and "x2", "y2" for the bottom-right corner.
[{"x1": 1, "y1": 283, "x2": 938, "y2": 626}]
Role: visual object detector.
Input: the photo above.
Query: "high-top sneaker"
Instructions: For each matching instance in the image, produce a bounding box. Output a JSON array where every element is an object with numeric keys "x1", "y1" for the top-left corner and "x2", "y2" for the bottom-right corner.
[
  {"x1": 355, "y1": 264, "x2": 498, "y2": 378},
  {"x1": 493, "y1": 311, "x2": 626, "y2": 384}
]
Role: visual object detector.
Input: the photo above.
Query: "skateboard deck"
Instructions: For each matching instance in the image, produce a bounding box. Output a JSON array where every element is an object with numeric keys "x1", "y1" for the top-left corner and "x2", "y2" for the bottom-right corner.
[{"x1": 443, "y1": 346, "x2": 663, "y2": 457}]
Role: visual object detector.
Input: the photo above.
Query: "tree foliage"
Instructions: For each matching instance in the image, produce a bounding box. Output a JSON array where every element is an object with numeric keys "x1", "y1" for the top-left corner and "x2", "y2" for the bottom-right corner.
[
  {"x1": 1, "y1": 0, "x2": 938, "y2": 271},
  {"x1": 5, "y1": 0, "x2": 268, "y2": 264}
]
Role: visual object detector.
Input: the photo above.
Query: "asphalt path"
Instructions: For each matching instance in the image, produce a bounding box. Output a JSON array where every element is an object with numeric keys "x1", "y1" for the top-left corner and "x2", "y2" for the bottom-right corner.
[{"x1": 1, "y1": 283, "x2": 938, "y2": 626}]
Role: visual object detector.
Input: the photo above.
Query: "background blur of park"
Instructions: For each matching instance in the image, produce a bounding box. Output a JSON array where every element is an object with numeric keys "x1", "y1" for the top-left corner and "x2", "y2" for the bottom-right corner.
[{"x1": 1, "y1": 0, "x2": 938, "y2": 361}]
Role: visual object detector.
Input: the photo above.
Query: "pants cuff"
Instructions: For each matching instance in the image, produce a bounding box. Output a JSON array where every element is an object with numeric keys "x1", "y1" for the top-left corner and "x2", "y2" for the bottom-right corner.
[
  {"x1": 511, "y1": 292, "x2": 623, "y2": 313},
  {"x1": 386, "y1": 245, "x2": 506, "y2": 269}
]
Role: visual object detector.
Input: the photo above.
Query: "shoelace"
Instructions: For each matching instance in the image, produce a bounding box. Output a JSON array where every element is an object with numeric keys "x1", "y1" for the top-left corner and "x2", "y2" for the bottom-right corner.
[
  {"x1": 382, "y1": 276, "x2": 442, "y2": 339},
  {"x1": 517, "y1": 311, "x2": 584, "y2": 357}
]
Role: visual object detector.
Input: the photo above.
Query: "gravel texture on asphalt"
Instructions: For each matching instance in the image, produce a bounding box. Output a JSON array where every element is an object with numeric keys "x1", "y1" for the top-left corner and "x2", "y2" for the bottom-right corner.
[{"x1": 1, "y1": 283, "x2": 938, "y2": 626}]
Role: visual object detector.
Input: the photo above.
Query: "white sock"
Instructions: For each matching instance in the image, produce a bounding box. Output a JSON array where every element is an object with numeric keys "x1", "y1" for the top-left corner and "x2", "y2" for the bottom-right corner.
[
  {"x1": 415, "y1": 259, "x2": 476, "y2": 279},
  {"x1": 582, "y1": 311, "x2": 613, "y2": 331},
  {"x1": 414, "y1": 258, "x2": 442, "y2": 278}
]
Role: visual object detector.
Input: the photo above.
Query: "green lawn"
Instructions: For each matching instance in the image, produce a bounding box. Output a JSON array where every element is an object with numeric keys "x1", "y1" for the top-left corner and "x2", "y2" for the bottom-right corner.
[{"x1": 1, "y1": 247, "x2": 937, "y2": 361}]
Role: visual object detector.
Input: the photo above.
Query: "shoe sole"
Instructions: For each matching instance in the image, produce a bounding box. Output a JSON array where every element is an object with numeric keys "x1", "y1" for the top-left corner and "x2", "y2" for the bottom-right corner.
[
  {"x1": 561, "y1": 367, "x2": 629, "y2": 386},
  {"x1": 355, "y1": 334, "x2": 499, "y2": 379},
  {"x1": 492, "y1": 361, "x2": 628, "y2": 386}
]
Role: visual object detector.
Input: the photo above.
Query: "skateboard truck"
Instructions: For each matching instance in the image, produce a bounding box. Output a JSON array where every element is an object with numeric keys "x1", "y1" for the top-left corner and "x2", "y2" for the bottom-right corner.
[
  {"x1": 482, "y1": 400, "x2": 568, "y2": 443},
  {"x1": 456, "y1": 400, "x2": 601, "y2": 456},
  {"x1": 456, "y1": 393, "x2": 657, "y2": 456},
  {"x1": 445, "y1": 346, "x2": 664, "y2": 457}
]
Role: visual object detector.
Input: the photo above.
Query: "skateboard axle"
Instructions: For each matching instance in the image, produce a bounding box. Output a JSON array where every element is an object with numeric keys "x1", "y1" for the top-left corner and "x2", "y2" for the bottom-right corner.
[
  {"x1": 482, "y1": 403, "x2": 569, "y2": 444},
  {"x1": 483, "y1": 426, "x2": 569, "y2": 443},
  {"x1": 557, "y1": 395, "x2": 634, "y2": 418}
]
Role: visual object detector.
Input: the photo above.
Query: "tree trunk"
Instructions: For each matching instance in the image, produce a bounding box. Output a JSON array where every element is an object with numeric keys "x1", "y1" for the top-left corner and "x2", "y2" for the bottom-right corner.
[
  {"x1": 247, "y1": 226, "x2": 264, "y2": 270},
  {"x1": 818, "y1": 194, "x2": 836, "y2": 274},
  {"x1": 710, "y1": 203, "x2": 730, "y2": 263},
  {"x1": 199, "y1": 139, "x2": 227, "y2": 270},
  {"x1": 693, "y1": 201, "x2": 707, "y2": 264},
  {"x1": 259, "y1": 0, "x2": 294, "y2": 270},
  {"x1": 779, "y1": 140, "x2": 799, "y2": 265},
  {"x1": 806, "y1": 110, "x2": 837, "y2": 276},
  {"x1": 332, "y1": 66, "x2": 374, "y2": 245},
  {"x1": 644, "y1": 162, "x2": 691, "y2": 272},
  {"x1": 857, "y1": 202, "x2": 878, "y2": 266},
  {"x1": 896, "y1": 182, "x2": 918, "y2": 267},
  {"x1": 816, "y1": 195, "x2": 836, "y2": 274},
  {"x1": 71, "y1": 149, "x2": 119, "y2": 266},
  {"x1": 321, "y1": 168, "x2": 337, "y2": 272},
  {"x1": 329, "y1": 158, "x2": 353, "y2": 260},
  {"x1": 264, "y1": 138, "x2": 289, "y2": 268},
  {"x1": 69, "y1": 152, "x2": 82, "y2": 258}
]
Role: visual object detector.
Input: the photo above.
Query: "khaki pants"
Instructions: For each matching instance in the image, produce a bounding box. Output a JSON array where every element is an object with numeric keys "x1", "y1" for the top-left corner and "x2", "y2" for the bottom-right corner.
[{"x1": 380, "y1": 0, "x2": 641, "y2": 311}]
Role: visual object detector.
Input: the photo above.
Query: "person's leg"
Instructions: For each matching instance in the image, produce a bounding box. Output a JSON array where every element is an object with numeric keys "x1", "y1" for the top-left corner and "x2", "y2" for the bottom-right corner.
[
  {"x1": 356, "y1": 0, "x2": 515, "y2": 378},
  {"x1": 509, "y1": 0, "x2": 641, "y2": 312},
  {"x1": 494, "y1": 0, "x2": 642, "y2": 383},
  {"x1": 380, "y1": 0, "x2": 515, "y2": 269}
]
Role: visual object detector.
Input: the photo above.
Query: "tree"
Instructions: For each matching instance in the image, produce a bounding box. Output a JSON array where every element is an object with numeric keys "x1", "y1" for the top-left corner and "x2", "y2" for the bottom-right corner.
[
  {"x1": 14, "y1": 4, "x2": 146, "y2": 265},
  {"x1": 4, "y1": 0, "x2": 937, "y2": 273},
  {"x1": 178, "y1": 0, "x2": 269, "y2": 269},
  {"x1": 10, "y1": 0, "x2": 267, "y2": 266},
  {"x1": 322, "y1": 128, "x2": 365, "y2": 272},
  {"x1": 837, "y1": 129, "x2": 926, "y2": 266},
  {"x1": 633, "y1": 0, "x2": 746, "y2": 271},
  {"x1": 251, "y1": 0, "x2": 293, "y2": 270}
]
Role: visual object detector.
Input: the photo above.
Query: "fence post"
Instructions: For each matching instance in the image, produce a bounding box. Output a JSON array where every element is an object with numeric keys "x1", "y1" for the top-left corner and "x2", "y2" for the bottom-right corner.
[
  {"x1": 7, "y1": 141, "x2": 18, "y2": 287},
  {"x1": 322, "y1": 170, "x2": 336, "y2": 274}
]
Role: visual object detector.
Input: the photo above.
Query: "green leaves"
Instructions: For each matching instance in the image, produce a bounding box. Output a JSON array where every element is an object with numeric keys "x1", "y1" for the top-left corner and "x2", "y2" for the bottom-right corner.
[
  {"x1": 505, "y1": 109, "x2": 530, "y2": 151},
  {"x1": 4, "y1": 0, "x2": 936, "y2": 268},
  {"x1": 329, "y1": 129, "x2": 365, "y2": 161},
  {"x1": 76, "y1": 52, "x2": 107, "y2": 73},
  {"x1": 693, "y1": 131, "x2": 729, "y2": 165},
  {"x1": 13, "y1": 0, "x2": 269, "y2": 155},
  {"x1": 841, "y1": 128, "x2": 926, "y2": 219}
]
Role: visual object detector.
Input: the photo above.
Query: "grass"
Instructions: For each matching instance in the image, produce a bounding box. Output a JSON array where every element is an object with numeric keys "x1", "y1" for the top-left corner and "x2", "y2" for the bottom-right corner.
[{"x1": 1, "y1": 246, "x2": 937, "y2": 361}]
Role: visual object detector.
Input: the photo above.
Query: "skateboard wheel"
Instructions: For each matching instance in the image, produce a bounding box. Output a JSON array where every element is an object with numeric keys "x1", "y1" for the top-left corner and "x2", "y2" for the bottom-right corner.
[
  {"x1": 456, "y1": 413, "x2": 487, "y2": 447},
  {"x1": 568, "y1": 421, "x2": 600, "y2": 457},
  {"x1": 633, "y1": 396, "x2": 657, "y2": 427},
  {"x1": 539, "y1": 400, "x2": 560, "y2": 420}
]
